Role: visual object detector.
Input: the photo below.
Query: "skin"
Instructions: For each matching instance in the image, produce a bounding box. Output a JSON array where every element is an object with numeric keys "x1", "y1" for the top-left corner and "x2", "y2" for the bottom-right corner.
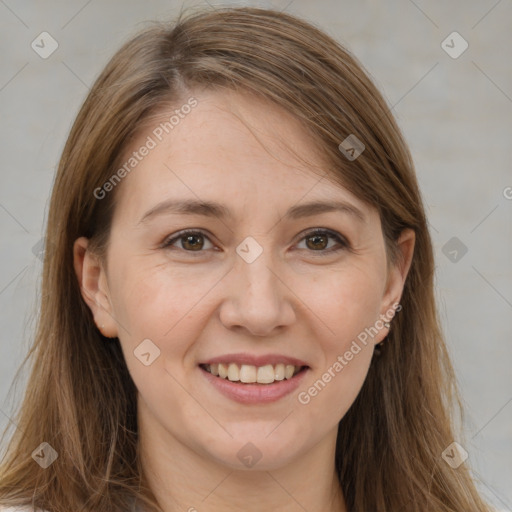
[{"x1": 74, "y1": 88, "x2": 415, "y2": 512}]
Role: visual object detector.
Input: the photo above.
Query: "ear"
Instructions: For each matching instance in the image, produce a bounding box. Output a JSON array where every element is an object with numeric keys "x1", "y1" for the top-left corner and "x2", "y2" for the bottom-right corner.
[
  {"x1": 73, "y1": 236, "x2": 119, "y2": 338},
  {"x1": 374, "y1": 228, "x2": 415, "y2": 344}
]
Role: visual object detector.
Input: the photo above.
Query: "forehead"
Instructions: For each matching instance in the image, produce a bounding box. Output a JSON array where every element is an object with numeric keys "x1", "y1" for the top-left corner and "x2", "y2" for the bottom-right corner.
[{"x1": 111, "y1": 89, "x2": 370, "y2": 223}]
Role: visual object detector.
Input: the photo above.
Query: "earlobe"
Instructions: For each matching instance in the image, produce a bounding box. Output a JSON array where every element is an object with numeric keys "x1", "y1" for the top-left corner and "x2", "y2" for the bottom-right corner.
[
  {"x1": 73, "y1": 237, "x2": 118, "y2": 338},
  {"x1": 376, "y1": 229, "x2": 415, "y2": 341}
]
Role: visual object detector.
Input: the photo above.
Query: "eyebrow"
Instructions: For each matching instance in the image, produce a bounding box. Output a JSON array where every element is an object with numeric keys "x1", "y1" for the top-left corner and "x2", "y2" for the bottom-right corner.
[{"x1": 138, "y1": 198, "x2": 367, "y2": 224}]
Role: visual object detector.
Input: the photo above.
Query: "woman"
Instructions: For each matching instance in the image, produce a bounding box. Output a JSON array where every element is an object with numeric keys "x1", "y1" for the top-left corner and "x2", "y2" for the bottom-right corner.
[{"x1": 0, "y1": 6, "x2": 494, "y2": 512}]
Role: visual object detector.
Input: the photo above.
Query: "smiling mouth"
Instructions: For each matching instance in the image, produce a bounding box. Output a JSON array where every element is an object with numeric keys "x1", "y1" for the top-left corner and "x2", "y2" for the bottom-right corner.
[{"x1": 199, "y1": 363, "x2": 308, "y2": 385}]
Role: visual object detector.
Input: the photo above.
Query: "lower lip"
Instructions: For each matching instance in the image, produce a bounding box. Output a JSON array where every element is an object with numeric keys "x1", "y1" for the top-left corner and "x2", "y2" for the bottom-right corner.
[{"x1": 199, "y1": 366, "x2": 309, "y2": 404}]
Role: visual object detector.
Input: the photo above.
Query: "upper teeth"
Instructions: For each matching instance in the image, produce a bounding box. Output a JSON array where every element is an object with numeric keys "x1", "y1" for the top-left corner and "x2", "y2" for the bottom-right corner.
[{"x1": 204, "y1": 363, "x2": 302, "y2": 384}]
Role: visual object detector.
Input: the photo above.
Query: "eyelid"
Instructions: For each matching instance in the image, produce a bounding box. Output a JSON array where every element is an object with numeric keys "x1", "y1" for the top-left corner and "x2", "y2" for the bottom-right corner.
[
  {"x1": 161, "y1": 228, "x2": 351, "y2": 254},
  {"x1": 160, "y1": 229, "x2": 216, "y2": 252},
  {"x1": 293, "y1": 227, "x2": 351, "y2": 254}
]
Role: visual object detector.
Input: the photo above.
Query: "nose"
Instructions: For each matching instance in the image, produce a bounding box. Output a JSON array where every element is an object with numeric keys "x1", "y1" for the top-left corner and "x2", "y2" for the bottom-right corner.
[{"x1": 218, "y1": 247, "x2": 296, "y2": 337}]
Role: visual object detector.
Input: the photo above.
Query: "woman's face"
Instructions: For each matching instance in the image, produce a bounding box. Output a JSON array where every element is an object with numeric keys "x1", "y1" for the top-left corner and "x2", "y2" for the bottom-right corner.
[{"x1": 75, "y1": 89, "x2": 414, "y2": 471}]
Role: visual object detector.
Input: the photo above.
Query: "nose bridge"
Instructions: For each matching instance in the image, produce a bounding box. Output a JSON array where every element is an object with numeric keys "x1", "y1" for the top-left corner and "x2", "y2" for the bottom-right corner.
[
  {"x1": 236, "y1": 239, "x2": 281, "y2": 308},
  {"x1": 240, "y1": 246, "x2": 277, "y2": 297}
]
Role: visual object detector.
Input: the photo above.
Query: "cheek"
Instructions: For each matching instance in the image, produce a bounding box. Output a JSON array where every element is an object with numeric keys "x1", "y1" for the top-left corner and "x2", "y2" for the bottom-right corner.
[
  {"x1": 109, "y1": 259, "x2": 223, "y2": 356},
  {"x1": 299, "y1": 325, "x2": 375, "y2": 422},
  {"x1": 318, "y1": 350, "x2": 373, "y2": 422},
  {"x1": 300, "y1": 261, "x2": 385, "y2": 346},
  {"x1": 110, "y1": 259, "x2": 197, "y2": 324},
  {"x1": 294, "y1": 263, "x2": 382, "y2": 413}
]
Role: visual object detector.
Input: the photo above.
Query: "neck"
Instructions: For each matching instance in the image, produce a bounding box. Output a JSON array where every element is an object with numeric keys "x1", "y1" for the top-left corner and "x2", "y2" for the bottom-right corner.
[{"x1": 138, "y1": 401, "x2": 346, "y2": 512}]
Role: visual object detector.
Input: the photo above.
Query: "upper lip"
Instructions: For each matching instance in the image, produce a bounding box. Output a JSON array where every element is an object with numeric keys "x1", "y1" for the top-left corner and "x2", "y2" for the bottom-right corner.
[{"x1": 200, "y1": 353, "x2": 310, "y2": 368}]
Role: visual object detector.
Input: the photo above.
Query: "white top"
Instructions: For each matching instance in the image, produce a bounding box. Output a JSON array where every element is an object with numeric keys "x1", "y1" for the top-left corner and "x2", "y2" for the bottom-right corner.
[
  {"x1": 0, "y1": 508, "x2": 44, "y2": 512},
  {"x1": 0, "y1": 507, "x2": 47, "y2": 512},
  {"x1": 0, "y1": 501, "x2": 146, "y2": 512},
  {"x1": 1, "y1": 504, "x2": 508, "y2": 512},
  {"x1": 0, "y1": 505, "x2": 144, "y2": 512}
]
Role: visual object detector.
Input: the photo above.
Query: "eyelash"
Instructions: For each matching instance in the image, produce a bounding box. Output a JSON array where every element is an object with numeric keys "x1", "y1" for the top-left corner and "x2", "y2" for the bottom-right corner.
[{"x1": 160, "y1": 228, "x2": 351, "y2": 256}]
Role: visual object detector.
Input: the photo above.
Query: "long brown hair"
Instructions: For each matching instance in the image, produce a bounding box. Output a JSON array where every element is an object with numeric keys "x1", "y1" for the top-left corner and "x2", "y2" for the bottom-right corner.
[{"x1": 0, "y1": 6, "x2": 491, "y2": 511}]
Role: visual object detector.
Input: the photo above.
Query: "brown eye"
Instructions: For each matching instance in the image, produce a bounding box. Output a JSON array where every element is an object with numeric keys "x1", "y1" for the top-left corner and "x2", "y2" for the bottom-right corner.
[
  {"x1": 305, "y1": 233, "x2": 329, "y2": 250},
  {"x1": 162, "y1": 230, "x2": 214, "y2": 252},
  {"x1": 297, "y1": 229, "x2": 349, "y2": 254},
  {"x1": 181, "y1": 233, "x2": 205, "y2": 251}
]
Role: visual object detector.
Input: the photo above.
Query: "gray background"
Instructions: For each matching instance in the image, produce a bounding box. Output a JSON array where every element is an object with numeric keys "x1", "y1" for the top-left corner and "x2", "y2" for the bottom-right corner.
[{"x1": 0, "y1": 0, "x2": 511, "y2": 509}]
